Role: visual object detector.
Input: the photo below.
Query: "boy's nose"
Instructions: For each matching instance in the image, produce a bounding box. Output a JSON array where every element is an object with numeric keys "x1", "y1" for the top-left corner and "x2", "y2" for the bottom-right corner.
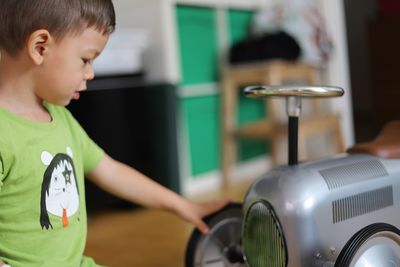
[{"x1": 84, "y1": 66, "x2": 95, "y2": 81}]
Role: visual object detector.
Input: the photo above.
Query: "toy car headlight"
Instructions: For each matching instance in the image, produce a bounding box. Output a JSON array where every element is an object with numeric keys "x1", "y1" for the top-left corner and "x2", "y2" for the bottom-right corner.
[{"x1": 243, "y1": 200, "x2": 288, "y2": 267}]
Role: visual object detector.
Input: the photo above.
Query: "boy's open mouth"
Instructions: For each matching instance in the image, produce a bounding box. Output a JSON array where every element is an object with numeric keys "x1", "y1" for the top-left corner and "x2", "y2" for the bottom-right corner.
[{"x1": 73, "y1": 91, "x2": 80, "y2": 100}]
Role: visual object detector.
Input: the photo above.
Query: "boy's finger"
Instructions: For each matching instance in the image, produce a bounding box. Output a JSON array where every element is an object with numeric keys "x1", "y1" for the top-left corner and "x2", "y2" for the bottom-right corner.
[
  {"x1": 196, "y1": 219, "x2": 209, "y2": 234},
  {"x1": 195, "y1": 200, "x2": 231, "y2": 234}
]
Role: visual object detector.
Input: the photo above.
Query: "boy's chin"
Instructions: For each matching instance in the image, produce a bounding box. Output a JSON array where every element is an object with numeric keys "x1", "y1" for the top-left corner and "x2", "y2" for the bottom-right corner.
[
  {"x1": 46, "y1": 98, "x2": 73, "y2": 107},
  {"x1": 42, "y1": 94, "x2": 80, "y2": 106}
]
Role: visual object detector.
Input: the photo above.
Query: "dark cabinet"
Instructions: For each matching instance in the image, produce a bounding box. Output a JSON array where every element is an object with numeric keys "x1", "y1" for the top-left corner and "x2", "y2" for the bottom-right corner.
[
  {"x1": 67, "y1": 76, "x2": 180, "y2": 213},
  {"x1": 369, "y1": 17, "x2": 400, "y2": 130}
]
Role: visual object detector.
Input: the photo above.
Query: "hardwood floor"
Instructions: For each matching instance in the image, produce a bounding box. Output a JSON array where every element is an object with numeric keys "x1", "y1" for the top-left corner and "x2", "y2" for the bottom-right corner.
[
  {"x1": 84, "y1": 180, "x2": 253, "y2": 267},
  {"x1": 85, "y1": 209, "x2": 192, "y2": 267}
]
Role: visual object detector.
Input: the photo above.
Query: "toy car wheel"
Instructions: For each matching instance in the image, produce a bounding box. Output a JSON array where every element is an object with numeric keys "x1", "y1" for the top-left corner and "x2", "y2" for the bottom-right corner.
[
  {"x1": 185, "y1": 202, "x2": 245, "y2": 267},
  {"x1": 335, "y1": 223, "x2": 400, "y2": 267}
]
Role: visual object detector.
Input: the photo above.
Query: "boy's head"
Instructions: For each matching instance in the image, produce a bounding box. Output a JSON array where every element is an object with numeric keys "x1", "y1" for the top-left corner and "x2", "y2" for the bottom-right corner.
[{"x1": 0, "y1": 0, "x2": 115, "y2": 57}]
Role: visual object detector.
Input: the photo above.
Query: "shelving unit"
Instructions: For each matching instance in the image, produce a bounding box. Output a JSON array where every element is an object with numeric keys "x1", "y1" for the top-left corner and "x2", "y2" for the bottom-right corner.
[
  {"x1": 112, "y1": 0, "x2": 353, "y2": 196},
  {"x1": 115, "y1": 0, "x2": 272, "y2": 191}
]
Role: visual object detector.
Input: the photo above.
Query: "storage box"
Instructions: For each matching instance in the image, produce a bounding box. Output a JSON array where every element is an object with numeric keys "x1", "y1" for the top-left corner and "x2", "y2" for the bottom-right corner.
[{"x1": 93, "y1": 28, "x2": 148, "y2": 76}]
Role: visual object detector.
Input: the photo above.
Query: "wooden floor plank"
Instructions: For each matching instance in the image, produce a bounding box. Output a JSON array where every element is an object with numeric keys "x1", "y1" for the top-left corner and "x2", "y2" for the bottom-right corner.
[{"x1": 85, "y1": 179, "x2": 254, "y2": 267}]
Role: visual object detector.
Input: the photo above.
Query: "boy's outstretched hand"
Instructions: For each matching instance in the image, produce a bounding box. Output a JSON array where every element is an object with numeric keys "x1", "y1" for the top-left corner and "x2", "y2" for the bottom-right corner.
[
  {"x1": 87, "y1": 155, "x2": 231, "y2": 235},
  {"x1": 174, "y1": 199, "x2": 231, "y2": 234}
]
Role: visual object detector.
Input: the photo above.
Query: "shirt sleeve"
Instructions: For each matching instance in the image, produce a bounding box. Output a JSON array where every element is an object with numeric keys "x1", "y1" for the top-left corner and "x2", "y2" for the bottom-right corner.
[
  {"x1": 59, "y1": 105, "x2": 105, "y2": 174},
  {"x1": 70, "y1": 120, "x2": 104, "y2": 174},
  {"x1": 81, "y1": 130, "x2": 104, "y2": 174}
]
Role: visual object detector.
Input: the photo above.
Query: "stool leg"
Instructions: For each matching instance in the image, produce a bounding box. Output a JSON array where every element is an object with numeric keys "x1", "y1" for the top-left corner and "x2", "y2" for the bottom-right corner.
[
  {"x1": 221, "y1": 74, "x2": 237, "y2": 187},
  {"x1": 222, "y1": 133, "x2": 235, "y2": 185},
  {"x1": 333, "y1": 117, "x2": 345, "y2": 153},
  {"x1": 298, "y1": 133, "x2": 308, "y2": 162},
  {"x1": 269, "y1": 136, "x2": 280, "y2": 166}
]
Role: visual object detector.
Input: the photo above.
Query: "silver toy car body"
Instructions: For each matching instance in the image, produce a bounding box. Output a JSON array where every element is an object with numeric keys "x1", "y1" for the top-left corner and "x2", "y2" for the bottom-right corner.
[{"x1": 243, "y1": 152, "x2": 400, "y2": 266}]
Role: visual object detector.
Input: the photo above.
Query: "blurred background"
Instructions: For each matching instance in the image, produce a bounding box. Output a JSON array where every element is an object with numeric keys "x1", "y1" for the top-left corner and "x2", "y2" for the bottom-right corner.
[{"x1": 65, "y1": 0, "x2": 400, "y2": 266}]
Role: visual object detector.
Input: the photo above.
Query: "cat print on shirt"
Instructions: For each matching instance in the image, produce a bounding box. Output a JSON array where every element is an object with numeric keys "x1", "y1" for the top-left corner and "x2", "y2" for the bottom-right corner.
[{"x1": 40, "y1": 147, "x2": 80, "y2": 230}]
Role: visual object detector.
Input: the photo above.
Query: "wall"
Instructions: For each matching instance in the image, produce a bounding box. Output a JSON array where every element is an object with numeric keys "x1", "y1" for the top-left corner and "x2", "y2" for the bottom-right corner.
[
  {"x1": 344, "y1": 0, "x2": 377, "y2": 115},
  {"x1": 344, "y1": 0, "x2": 378, "y2": 142},
  {"x1": 319, "y1": 0, "x2": 354, "y2": 147}
]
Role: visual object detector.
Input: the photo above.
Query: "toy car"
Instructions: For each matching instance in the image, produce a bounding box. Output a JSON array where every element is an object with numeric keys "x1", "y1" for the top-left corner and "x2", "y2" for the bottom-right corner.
[{"x1": 185, "y1": 85, "x2": 400, "y2": 267}]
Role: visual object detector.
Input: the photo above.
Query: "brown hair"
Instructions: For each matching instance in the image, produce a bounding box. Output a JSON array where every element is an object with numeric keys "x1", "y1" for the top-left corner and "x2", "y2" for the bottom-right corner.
[{"x1": 0, "y1": 0, "x2": 116, "y2": 56}]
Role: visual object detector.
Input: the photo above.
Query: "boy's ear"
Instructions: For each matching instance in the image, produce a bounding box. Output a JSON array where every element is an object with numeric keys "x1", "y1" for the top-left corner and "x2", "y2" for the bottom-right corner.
[{"x1": 27, "y1": 29, "x2": 53, "y2": 65}]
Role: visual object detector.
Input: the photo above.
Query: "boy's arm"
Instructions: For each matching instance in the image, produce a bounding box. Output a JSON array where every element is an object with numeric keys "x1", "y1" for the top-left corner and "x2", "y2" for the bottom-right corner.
[{"x1": 86, "y1": 154, "x2": 229, "y2": 233}]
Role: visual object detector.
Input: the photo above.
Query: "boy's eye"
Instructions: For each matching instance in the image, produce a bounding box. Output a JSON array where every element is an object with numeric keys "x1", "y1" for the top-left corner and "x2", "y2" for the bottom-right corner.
[{"x1": 82, "y1": 58, "x2": 91, "y2": 64}]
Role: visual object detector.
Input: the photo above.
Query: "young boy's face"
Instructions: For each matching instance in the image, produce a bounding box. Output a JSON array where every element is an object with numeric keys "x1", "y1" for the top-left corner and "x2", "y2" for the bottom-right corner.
[{"x1": 35, "y1": 28, "x2": 109, "y2": 106}]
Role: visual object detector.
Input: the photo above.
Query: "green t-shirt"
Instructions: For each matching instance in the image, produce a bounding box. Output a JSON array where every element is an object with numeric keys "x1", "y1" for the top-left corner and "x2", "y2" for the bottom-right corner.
[{"x1": 0, "y1": 103, "x2": 104, "y2": 267}]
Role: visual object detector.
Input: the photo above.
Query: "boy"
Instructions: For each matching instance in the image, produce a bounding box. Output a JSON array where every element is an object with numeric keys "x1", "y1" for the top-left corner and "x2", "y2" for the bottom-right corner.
[{"x1": 0, "y1": 0, "x2": 229, "y2": 266}]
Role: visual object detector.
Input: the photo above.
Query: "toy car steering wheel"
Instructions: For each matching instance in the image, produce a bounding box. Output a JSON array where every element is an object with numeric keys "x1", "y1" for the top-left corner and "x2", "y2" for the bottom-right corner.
[
  {"x1": 244, "y1": 85, "x2": 344, "y2": 165},
  {"x1": 243, "y1": 85, "x2": 344, "y2": 98}
]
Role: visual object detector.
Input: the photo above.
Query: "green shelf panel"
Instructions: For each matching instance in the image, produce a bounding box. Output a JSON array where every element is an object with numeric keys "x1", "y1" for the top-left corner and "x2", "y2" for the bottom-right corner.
[
  {"x1": 176, "y1": 5, "x2": 218, "y2": 85},
  {"x1": 227, "y1": 9, "x2": 254, "y2": 44},
  {"x1": 177, "y1": 7, "x2": 270, "y2": 178},
  {"x1": 181, "y1": 95, "x2": 220, "y2": 176},
  {"x1": 228, "y1": 9, "x2": 268, "y2": 160},
  {"x1": 237, "y1": 93, "x2": 265, "y2": 123},
  {"x1": 236, "y1": 93, "x2": 268, "y2": 161}
]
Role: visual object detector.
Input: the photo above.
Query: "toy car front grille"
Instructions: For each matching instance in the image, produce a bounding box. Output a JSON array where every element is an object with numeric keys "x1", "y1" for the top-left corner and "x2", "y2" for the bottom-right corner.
[{"x1": 243, "y1": 200, "x2": 287, "y2": 267}]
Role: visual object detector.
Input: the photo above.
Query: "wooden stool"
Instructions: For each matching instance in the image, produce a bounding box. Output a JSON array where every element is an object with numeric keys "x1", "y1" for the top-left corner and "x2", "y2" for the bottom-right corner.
[{"x1": 221, "y1": 60, "x2": 345, "y2": 185}]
